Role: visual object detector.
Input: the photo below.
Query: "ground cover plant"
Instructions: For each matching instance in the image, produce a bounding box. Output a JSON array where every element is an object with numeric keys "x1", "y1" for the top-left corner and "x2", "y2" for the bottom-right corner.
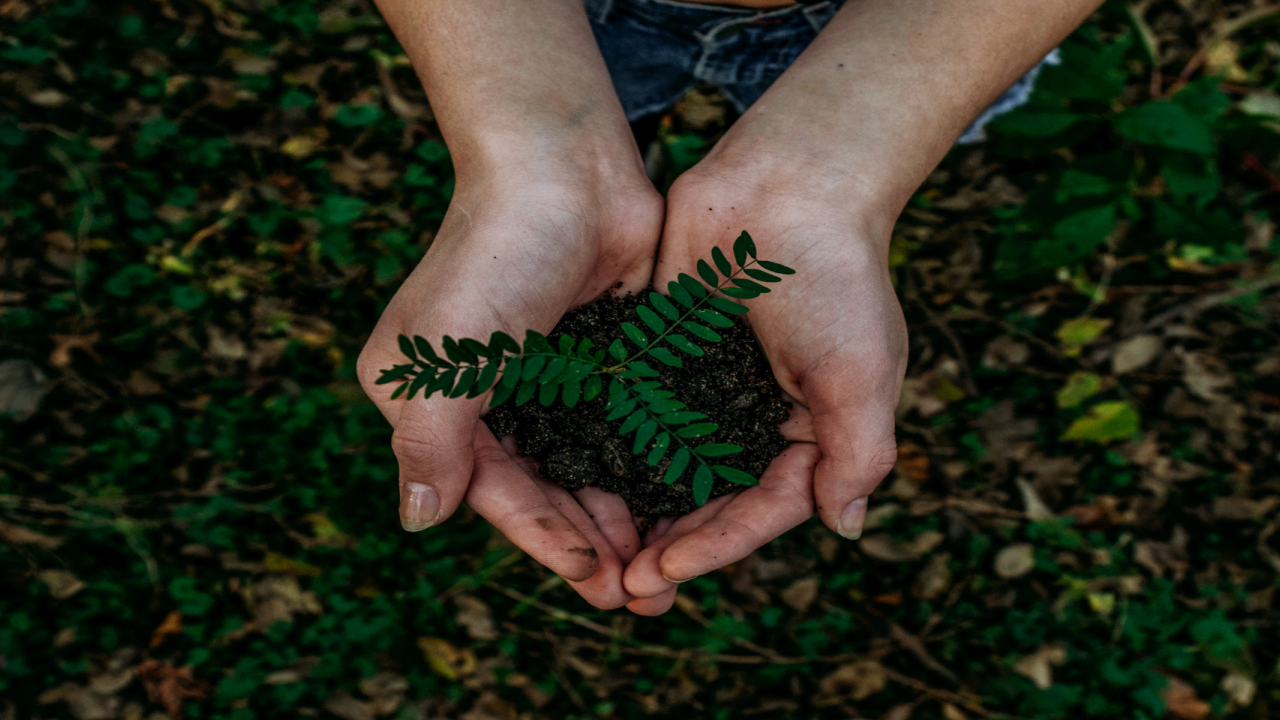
[
  {"x1": 378, "y1": 233, "x2": 795, "y2": 512},
  {"x1": 1, "y1": 0, "x2": 1278, "y2": 719}
]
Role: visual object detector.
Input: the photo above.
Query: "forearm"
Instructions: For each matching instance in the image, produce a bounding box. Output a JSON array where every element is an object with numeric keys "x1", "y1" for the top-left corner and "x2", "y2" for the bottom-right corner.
[
  {"x1": 705, "y1": 0, "x2": 1102, "y2": 224},
  {"x1": 374, "y1": 0, "x2": 642, "y2": 184}
]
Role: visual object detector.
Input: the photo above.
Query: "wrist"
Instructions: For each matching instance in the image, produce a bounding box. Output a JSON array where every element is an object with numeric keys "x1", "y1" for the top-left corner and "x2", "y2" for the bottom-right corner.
[{"x1": 679, "y1": 147, "x2": 898, "y2": 257}]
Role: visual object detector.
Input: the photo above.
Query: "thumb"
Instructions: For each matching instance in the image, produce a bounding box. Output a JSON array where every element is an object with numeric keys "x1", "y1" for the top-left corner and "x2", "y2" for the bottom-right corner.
[
  {"x1": 809, "y1": 380, "x2": 900, "y2": 540},
  {"x1": 391, "y1": 396, "x2": 482, "y2": 531}
]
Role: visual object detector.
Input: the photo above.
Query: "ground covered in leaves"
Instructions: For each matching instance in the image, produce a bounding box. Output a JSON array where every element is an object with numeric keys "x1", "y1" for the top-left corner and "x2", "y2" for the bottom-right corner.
[{"x1": 1, "y1": 1, "x2": 1279, "y2": 719}]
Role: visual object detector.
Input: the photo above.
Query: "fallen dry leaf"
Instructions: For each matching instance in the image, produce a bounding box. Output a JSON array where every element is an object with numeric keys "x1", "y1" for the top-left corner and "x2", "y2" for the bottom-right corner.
[
  {"x1": 136, "y1": 659, "x2": 209, "y2": 719},
  {"x1": 38, "y1": 682, "x2": 118, "y2": 720},
  {"x1": 0, "y1": 358, "x2": 48, "y2": 421},
  {"x1": 149, "y1": 611, "x2": 183, "y2": 648},
  {"x1": 1014, "y1": 644, "x2": 1067, "y2": 689},
  {"x1": 0, "y1": 519, "x2": 63, "y2": 548},
  {"x1": 454, "y1": 595, "x2": 498, "y2": 641},
  {"x1": 913, "y1": 552, "x2": 952, "y2": 600},
  {"x1": 323, "y1": 691, "x2": 373, "y2": 720},
  {"x1": 859, "y1": 531, "x2": 944, "y2": 562},
  {"x1": 247, "y1": 575, "x2": 322, "y2": 630},
  {"x1": 1160, "y1": 673, "x2": 1210, "y2": 720},
  {"x1": 815, "y1": 661, "x2": 887, "y2": 705},
  {"x1": 419, "y1": 637, "x2": 476, "y2": 680},
  {"x1": 780, "y1": 576, "x2": 820, "y2": 613},
  {"x1": 993, "y1": 544, "x2": 1036, "y2": 578},
  {"x1": 1112, "y1": 334, "x2": 1162, "y2": 374},
  {"x1": 38, "y1": 569, "x2": 86, "y2": 599}
]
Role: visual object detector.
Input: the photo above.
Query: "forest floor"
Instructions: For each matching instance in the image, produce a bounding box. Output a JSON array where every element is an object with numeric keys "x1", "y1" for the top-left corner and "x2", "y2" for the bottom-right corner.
[{"x1": 1, "y1": 1, "x2": 1279, "y2": 719}]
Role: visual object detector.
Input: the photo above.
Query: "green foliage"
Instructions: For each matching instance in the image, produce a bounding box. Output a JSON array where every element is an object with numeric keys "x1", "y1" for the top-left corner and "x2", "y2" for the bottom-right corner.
[{"x1": 379, "y1": 232, "x2": 793, "y2": 503}]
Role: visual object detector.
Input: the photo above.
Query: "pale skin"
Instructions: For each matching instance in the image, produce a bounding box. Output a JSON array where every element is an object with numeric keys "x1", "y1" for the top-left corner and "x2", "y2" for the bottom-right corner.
[{"x1": 358, "y1": 0, "x2": 1104, "y2": 614}]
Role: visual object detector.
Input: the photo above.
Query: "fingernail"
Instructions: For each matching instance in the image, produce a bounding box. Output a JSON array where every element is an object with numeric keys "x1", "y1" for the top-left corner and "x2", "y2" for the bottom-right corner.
[
  {"x1": 661, "y1": 572, "x2": 693, "y2": 585},
  {"x1": 400, "y1": 482, "x2": 440, "y2": 532},
  {"x1": 837, "y1": 497, "x2": 868, "y2": 540}
]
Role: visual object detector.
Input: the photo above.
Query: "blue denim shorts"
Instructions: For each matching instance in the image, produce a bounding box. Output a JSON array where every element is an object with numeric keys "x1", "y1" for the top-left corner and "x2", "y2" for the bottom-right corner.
[{"x1": 585, "y1": 0, "x2": 1059, "y2": 144}]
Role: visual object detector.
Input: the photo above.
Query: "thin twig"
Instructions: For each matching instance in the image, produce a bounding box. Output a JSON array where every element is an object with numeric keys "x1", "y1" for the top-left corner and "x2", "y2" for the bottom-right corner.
[{"x1": 1138, "y1": 274, "x2": 1280, "y2": 334}]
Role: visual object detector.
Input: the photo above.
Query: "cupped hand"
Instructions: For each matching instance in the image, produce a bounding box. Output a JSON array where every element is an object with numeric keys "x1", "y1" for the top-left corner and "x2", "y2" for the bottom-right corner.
[
  {"x1": 622, "y1": 161, "x2": 909, "y2": 614},
  {"x1": 357, "y1": 167, "x2": 663, "y2": 609}
]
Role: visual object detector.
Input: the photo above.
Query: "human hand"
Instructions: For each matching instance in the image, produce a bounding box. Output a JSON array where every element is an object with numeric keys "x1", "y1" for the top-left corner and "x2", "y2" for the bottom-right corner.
[
  {"x1": 622, "y1": 157, "x2": 908, "y2": 614},
  {"x1": 357, "y1": 162, "x2": 663, "y2": 609}
]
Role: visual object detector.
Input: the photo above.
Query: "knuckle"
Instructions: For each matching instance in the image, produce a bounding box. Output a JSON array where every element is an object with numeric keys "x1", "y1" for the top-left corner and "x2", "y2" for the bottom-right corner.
[
  {"x1": 866, "y1": 440, "x2": 899, "y2": 480},
  {"x1": 389, "y1": 430, "x2": 448, "y2": 466}
]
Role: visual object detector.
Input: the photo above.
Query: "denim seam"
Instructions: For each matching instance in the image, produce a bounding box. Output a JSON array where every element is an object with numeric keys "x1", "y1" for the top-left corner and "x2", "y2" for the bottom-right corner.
[
  {"x1": 592, "y1": 0, "x2": 615, "y2": 23},
  {"x1": 801, "y1": 1, "x2": 835, "y2": 33}
]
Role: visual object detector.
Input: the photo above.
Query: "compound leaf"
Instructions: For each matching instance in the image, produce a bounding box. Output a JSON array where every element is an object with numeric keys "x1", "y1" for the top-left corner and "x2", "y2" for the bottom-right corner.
[
  {"x1": 461, "y1": 337, "x2": 491, "y2": 359},
  {"x1": 539, "y1": 357, "x2": 567, "y2": 383},
  {"x1": 647, "y1": 433, "x2": 670, "y2": 466},
  {"x1": 721, "y1": 286, "x2": 758, "y2": 300},
  {"x1": 659, "y1": 411, "x2": 706, "y2": 424}
]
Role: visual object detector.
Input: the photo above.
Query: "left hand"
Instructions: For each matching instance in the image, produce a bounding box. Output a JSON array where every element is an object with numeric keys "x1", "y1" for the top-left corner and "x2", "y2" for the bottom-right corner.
[{"x1": 622, "y1": 153, "x2": 910, "y2": 615}]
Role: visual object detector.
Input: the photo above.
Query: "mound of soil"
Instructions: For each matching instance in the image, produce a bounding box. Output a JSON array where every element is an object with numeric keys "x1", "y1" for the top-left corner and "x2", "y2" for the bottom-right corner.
[{"x1": 485, "y1": 291, "x2": 790, "y2": 521}]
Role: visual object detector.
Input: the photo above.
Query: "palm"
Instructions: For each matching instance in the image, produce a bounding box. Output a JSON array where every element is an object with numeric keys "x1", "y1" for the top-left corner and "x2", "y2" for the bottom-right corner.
[
  {"x1": 622, "y1": 175, "x2": 907, "y2": 613},
  {"x1": 358, "y1": 181, "x2": 663, "y2": 609}
]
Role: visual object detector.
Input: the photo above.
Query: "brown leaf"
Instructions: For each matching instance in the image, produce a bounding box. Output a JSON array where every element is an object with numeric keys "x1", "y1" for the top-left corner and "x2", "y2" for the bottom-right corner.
[
  {"x1": 993, "y1": 544, "x2": 1036, "y2": 578},
  {"x1": 1212, "y1": 496, "x2": 1279, "y2": 521},
  {"x1": 815, "y1": 661, "x2": 887, "y2": 705},
  {"x1": 136, "y1": 659, "x2": 209, "y2": 719},
  {"x1": 1112, "y1": 335, "x2": 1162, "y2": 375},
  {"x1": 38, "y1": 569, "x2": 85, "y2": 599},
  {"x1": 247, "y1": 575, "x2": 322, "y2": 630},
  {"x1": 454, "y1": 596, "x2": 498, "y2": 641},
  {"x1": 780, "y1": 576, "x2": 820, "y2": 613},
  {"x1": 322, "y1": 691, "x2": 373, "y2": 720},
  {"x1": 913, "y1": 552, "x2": 952, "y2": 600},
  {"x1": 149, "y1": 611, "x2": 183, "y2": 649},
  {"x1": 1160, "y1": 674, "x2": 1210, "y2": 720},
  {"x1": 418, "y1": 637, "x2": 476, "y2": 680},
  {"x1": 1014, "y1": 644, "x2": 1067, "y2": 689},
  {"x1": 0, "y1": 358, "x2": 49, "y2": 421},
  {"x1": 38, "y1": 682, "x2": 119, "y2": 720},
  {"x1": 50, "y1": 333, "x2": 101, "y2": 368},
  {"x1": 0, "y1": 519, "x2": 63, "y2": 548},
  {"x1": 859, "y1": 531, "x2": 944, "y2": 562}
]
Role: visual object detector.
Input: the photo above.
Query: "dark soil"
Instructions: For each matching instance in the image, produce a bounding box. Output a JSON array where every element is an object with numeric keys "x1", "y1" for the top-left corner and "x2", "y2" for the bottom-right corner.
[{"x1": 485, "y1": 291, "x2": 790, "y2": 521}]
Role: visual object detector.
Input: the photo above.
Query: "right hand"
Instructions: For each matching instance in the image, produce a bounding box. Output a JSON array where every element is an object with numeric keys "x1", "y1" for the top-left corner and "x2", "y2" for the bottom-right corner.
[{"x1": 357, "y1": 164, "x2": 663, "y2": 609}]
